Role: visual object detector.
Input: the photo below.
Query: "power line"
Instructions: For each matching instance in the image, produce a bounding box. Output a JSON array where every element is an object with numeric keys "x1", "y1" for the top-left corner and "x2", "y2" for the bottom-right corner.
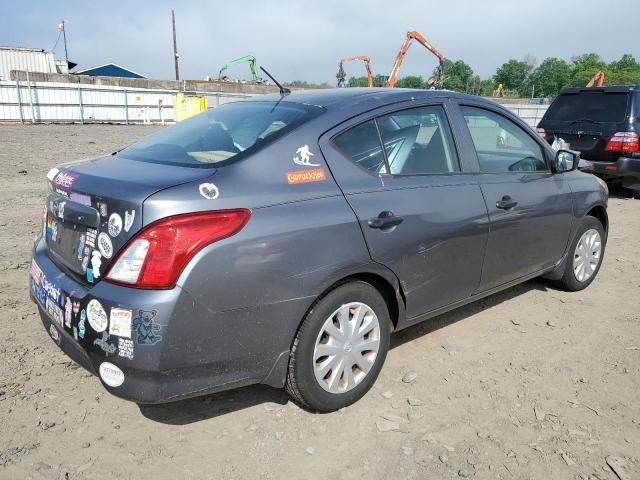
[{"x1": 51, "y1": 28, "x2": 63, "y2": 53}]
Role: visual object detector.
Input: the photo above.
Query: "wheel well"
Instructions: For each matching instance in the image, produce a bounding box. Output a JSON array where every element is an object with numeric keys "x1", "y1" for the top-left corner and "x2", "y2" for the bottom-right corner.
[
  {"x1": 586, "y1": 205, "x2": 608, "y2": 233},
  {"x1": 316, "y1": 273, "x2": 402, "y2": 330}
]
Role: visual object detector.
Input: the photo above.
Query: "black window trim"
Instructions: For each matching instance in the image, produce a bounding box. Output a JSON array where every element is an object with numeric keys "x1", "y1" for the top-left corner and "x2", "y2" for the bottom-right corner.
[
  {"x1": 458, "y1": 103, "x2": 551, "y2": 174},
  {"x1": 330, "y1": 101, "x2": 464, "y2": 178}
]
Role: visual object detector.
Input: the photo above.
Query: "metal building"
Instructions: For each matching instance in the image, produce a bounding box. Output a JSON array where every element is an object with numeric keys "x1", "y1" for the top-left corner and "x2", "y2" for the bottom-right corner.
[
  {"x1": 74, "y1": 63, "x2": 147, "y2": 79},
  {"x1": 0, "y1": 46, "x2": 68, "y2": 81}
]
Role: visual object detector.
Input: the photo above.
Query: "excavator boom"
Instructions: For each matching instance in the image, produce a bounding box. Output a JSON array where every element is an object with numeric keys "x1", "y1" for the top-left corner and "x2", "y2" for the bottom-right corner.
[
  {"x1": 218, "y1": 55, "x2": 261, "y2": 82},
  {"x1": 386, "y1": 31, "x2": 445, "y2": 89},
  {"x1": 336, "y1": 56, "x2": 373, "y2": 88},
  {"x1": 586, "y1": 69, "x2": 605, "y2": 88}
]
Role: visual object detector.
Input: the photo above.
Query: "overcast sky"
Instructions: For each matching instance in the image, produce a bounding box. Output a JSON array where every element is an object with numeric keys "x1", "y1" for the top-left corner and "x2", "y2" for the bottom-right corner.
[{"x1": 2, "y1": 0, "x2": 638, "y2": 84}]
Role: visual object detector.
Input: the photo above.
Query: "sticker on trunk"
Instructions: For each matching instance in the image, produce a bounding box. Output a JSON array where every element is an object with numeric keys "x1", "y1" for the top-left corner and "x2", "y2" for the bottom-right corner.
[
  {"x1": 53, "y1": 171, "x2": 79, "y2": 190},
  {"x1": 97, "y1": 233, "x2": 113, "y2": 259},
  {"x1": 108, "y1": 213, "x2": 123, "y2": 237},
  {"x1": 86, "y1": 299, "x2": 108, "y2": 333},
  {"x1": 109, "y1": 308, "x2": 132, "y2": 338},
  {"x1": 46, "y1": 298, "x2": 64, "y2": 326},
  {"x1": 124, "y1": 210, "x2": 135, "y2": 232},
  {"x1": 199, "y1": 183, "x2": 219, "y2": 200},
  {"x1": 293, "y1": 144, "x2": 320, "y2": 167},
  {"x1": 118, "y1": 338, "x2": 134, "y2": 360},
  {"x1": 49, "y1": 324, "x2": 61, "y2": 345},
  {"x1": 99, "y1": 362, "x2": 125, "y2": 388}
]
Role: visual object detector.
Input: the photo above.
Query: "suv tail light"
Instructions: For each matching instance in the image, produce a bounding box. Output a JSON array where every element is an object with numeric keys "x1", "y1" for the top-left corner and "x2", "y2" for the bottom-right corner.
[
  {"x1": 105, "y1": 209, "x2": 251, "y2": 289},
  {"x1": 536, "y1": 127, "x2": 547, "y2": 140},
  {"x1": 605, "y1": 132, "x2": 639, "y2": 153}
]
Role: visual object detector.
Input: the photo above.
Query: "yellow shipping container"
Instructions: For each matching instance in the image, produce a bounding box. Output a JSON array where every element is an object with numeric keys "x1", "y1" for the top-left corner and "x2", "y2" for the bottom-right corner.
[{"x1": 173, "y1": 93, "x2": 208, "y2": 122}]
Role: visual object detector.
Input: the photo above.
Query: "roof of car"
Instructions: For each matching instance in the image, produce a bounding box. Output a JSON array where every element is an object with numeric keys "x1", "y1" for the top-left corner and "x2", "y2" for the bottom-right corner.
[
  {"x1": 558, "y1": 85, "x2": 640, "y2": 95},
  {"x1": 250, "y1": 87, "x2": 457, "y2": 111}
]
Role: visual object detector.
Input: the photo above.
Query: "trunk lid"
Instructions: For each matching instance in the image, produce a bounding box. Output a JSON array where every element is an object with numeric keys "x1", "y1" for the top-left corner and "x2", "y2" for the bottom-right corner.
[{"x1": 45, "y1": 154, "x2": 215, "y2": 284}]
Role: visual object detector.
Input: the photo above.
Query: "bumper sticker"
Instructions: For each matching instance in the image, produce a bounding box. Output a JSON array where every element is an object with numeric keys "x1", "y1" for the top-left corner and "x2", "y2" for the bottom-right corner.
[
  {"x1": 97, "y1": 233, "x2": 113, "y2": 259},
  {"x1": 53, "y1": 171, "x2": 79, "y2": 191},
  {"x1": 93, "y1": 332, "x2": 117, "y2": 356},
  {"x1": 118, "y1": 338, "x2": 134, "y2": 360},
  {"x1": 286, "y1": 168, "x2": 326, "y2": 185},
  {"x1": 132, "y1": 310, "x2": 162, "y2": 345},
  {"x1": 49, "y1": 324, "x2": 61, "y2": 345},
  {"x1": 46, "y1": 298, "x2": 64, "y2": 326},
  {"x1": 108, "y1": 213, "x2": 123, "y2": 237},
  {"x1": 109, "y1": 308, "x2": 132, "y2": 338},
  {"x1": 78, "y1": 309, "x2": 86, "y2": 339},
  {"x1": 99, "y1": 362, "x2": 124, "y2": 388},
  {"x1": 124, "y1": 210, "x2": 135, "y2": 232},
  {"x1": 86, "y1": 299, "x2": 108, "y2": 333}
]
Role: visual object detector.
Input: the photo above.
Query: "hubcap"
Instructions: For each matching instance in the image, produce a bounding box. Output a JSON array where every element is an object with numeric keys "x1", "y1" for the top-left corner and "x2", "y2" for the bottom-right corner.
[
  {"x1": 313, "y1": 302, "x2": 381, "y2": 394},
  {"x1": 573, "y1": 228, "x2": 602, "y2": 282}
]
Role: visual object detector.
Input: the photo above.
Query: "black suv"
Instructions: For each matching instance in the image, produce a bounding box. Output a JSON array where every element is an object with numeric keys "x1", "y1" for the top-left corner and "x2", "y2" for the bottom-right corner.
[{"x1": 538, "y1": 85, "x2": 640, "y2": 197}]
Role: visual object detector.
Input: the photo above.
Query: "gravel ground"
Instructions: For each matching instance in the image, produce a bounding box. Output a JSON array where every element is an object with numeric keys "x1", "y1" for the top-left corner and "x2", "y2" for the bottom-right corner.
[{"x1": 1, "y1": 124, "x2": 639, "y2": 480}]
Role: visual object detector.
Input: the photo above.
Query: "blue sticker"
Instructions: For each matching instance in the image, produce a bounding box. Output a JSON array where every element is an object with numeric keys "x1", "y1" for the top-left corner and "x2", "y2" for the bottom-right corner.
[
  {"x1": 42, "y1": 276, "x2": 61, "y2": 305},
  {"x1": 132, "y1": 310, "x2": 162, "y2": 345},
  {"x1": 77, "y1": 234, "x2": 86, "y2": 261},
  {"x1": 86, "y1": 268, "x2": 94, "y2": 283},
  {"x1": 78, "y1": 309, "x2": 86, "y2": 339}
]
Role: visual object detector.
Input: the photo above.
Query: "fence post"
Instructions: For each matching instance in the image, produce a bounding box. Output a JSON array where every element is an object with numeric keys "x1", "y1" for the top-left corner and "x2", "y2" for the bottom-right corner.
[
  {"x1": 124, "y1": 89, "x2": 129, "y2": 125},
  {"x1": 26, "y1": 71, "x2": 36, "y2": 123},
  {"x1": 15, "y1": 78, "x2": 23, "y2": 124},
  {"x1": 77, "y1": 79, "x2": 84, "y2": 124}
]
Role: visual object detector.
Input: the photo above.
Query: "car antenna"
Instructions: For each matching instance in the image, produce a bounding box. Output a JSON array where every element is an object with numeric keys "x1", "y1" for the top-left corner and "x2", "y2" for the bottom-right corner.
[{"x1": 260, "y1": 66, "x2": 291, "y2": 96}]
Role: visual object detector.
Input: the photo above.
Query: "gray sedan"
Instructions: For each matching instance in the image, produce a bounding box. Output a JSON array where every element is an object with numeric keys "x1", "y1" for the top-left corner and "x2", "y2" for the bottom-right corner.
[{"x1": 30, "y1": 88, "x2": 608, "y2": 412}]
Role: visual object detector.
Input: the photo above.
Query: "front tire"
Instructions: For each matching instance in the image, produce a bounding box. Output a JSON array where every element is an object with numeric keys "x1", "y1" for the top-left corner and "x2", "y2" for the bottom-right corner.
[
  {"x1": 554, "y1": 216, "x2": 606, "y2": 291},
  {"x1": 286, "y1": 281, "x2": 391, "y2": 412}
]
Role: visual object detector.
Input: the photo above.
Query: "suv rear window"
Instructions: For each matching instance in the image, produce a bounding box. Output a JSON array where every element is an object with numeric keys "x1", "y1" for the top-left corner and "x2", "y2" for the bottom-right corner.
[
  {"x1": 119, "y1": 101, "x2": 324, "y2": 167},
  {"x1": 544, "y1": 92, "x2": 629, "y2": 123}
]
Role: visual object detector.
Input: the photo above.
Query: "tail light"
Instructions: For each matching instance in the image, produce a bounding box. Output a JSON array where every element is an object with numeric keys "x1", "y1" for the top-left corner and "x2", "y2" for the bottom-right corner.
[
  {"x1": 605, "y1": 132, "x2": 639, "y2": 153},
  {"x1": 536, "y1": 127, "x2": 547, "y2": 140},
  {"x1": 105, "y1": 209, "x2": 251, "y2": 289}
]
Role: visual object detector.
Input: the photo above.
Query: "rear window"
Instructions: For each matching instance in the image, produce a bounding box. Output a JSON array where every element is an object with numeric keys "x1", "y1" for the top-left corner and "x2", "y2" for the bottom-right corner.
[
  {"x1": 544, "y1": 92, "x2": 629, "y2": 123},
  {"x1": 119, "y1": 101, "x2": 324, "y2": 167}
]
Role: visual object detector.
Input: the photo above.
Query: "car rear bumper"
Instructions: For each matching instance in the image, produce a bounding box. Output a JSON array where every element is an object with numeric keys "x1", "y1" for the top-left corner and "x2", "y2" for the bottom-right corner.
[
  {"x1": 585, "y1": 157, "x2": 640, "y2": 178},
  {"x1": 30, "y1": 236, "x2": 304, "y2": 403}
]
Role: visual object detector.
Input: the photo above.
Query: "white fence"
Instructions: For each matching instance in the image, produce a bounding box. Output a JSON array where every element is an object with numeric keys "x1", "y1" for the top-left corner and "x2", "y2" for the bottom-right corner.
[
  {"x1": 0, "y1": 78, "x2": 255, "y2": 124},
  {"x1": 499, "y1": 104, "x2": 548, "y2": 127}
]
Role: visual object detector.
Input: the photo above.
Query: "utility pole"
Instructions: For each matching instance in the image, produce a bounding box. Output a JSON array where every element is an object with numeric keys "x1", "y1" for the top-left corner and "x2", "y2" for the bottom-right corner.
[
  {"x1": 171, "y1": 10, "x2": 180, "y2": 80},
  {"x1": 59, "y1": 20, "x2": 69, "y2": 68}
]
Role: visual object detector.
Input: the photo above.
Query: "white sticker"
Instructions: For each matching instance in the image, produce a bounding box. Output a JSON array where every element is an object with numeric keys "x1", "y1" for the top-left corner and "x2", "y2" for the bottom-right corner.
[
  {"x1": 57, "y1": 201, "x2": 66, "y2": 219},
  {"x1": 109, "y1": 308, "x2": 132, "y2": 338},
  {"x1": 97, "y1": 233, "x2": 113, "y2": 259},
  {"x1": 293, "y1": 144, "x2": 320, "y2": 167},
  {"x1": 99, "y1": 362, "x2": 125, "y2": 387},
  {"x1": 91, "y1": 251, "x2": 103, "y2": 278},
  {"x1": 86, "y1": 299, "x2": 108, "y2": 333},
  {"x1": 49, "y1": 324, "x2": 61, "y2": 344},
  {"x1": 46, "y1": 168, "x2": 60, "y2": 182},
  {"x1": 124, "y1": 210, "x2": 135, "y2": 232},
  {"x1": 199, "y1": 183, "x2": 219, "y2": 200},
  {"x1": 108, "y1": 213, "x2": 123, "y2": 237}
]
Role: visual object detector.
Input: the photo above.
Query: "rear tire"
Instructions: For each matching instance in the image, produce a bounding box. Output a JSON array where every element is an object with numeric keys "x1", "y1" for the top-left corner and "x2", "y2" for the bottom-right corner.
[
  {"x1": 554, "y1": 216, "x2": 606, "y2": 291},
  {"x1": 286, "y1": 281, "x2": 391, "y2": 412}
]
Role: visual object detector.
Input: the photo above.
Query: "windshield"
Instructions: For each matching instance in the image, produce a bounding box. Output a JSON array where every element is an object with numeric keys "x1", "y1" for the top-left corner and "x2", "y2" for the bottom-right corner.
[
  {"x1": 119, "y1": 101, "x2": 324, "y2": 167},
  {"x1": 545, "y1": 92, "x2": 629, "y2": 123}
]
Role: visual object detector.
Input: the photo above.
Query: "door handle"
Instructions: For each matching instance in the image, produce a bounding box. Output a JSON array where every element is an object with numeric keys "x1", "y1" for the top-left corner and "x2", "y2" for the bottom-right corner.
[
  {"x1": 496, "y1": 195, "x2": 518, "y2": 210},
  {"x1": 368, "y1": 211, "x2": 404, "y2": 229}
]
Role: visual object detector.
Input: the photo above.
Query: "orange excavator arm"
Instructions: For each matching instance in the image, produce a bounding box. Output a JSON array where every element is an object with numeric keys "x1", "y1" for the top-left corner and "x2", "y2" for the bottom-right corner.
[
  {"x1": 586, "y1": 69, "x2": 605, "y2": 88},
  {"x1": 386, "y1": 31, "x2": 445, "y2": 88},
  {"x1": 336, "y1": 56, "x2": 373, "y2": 88}
]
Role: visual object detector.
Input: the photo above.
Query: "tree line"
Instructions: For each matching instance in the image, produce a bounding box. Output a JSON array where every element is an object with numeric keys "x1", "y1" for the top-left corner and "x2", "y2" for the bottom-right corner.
[{"x1": 291, "y1": 53, "x2": 640, "y2": 98}]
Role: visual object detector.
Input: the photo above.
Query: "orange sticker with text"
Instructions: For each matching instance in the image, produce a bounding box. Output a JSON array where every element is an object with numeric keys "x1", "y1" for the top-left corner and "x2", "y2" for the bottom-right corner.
[{"x1": 286, "y1": 168, "x2": 326, "y2": 185}]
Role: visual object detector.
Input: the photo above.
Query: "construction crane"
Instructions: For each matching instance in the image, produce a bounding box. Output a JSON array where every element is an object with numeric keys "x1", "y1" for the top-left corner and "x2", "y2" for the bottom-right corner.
[
  {"x1": 336, "y1": 56, "x2": 373, "y2": 88},
  {"x1": 386, "y1": 31, "x2": 445, "y2": 89},
  {"x1": 586, "y1": 69, "x2": 605, "y2": 87},
  {"x1": 218, "y1": 55, "x2": 261, "y2": 82}
]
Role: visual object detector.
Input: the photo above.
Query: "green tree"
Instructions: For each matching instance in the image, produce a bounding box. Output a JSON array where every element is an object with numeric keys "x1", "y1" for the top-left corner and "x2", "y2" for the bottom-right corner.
[
  {"x1": 395, "y1": 75, "x2": 425, "y2": 89},
  {"x1": 437, "y1": 59, "x2": 474, "y2": 92},
  {"x1": 479, "y1": 79, "x2": 495, "y2": 96},
  {"x1": 608, "y1": 54, "x2": 640, "y2": 85},
  {"x1": 570, "y1": 53, "x2": 606, "y2": 86},
  {"x1": 347, "y1": 76, "x2": 371, "y2": 87},
  {"x1": 494, "y1": 59, "x2": 533, "y2": 96},
  {"x1": 529, "y1": 57, "x2": 572, "y2": 97}
]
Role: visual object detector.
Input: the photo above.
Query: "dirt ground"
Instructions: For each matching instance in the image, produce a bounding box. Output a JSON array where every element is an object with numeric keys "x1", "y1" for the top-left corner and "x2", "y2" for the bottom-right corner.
[{"x1": 1, "y1": 124, "x2": 639, "y2": 480}]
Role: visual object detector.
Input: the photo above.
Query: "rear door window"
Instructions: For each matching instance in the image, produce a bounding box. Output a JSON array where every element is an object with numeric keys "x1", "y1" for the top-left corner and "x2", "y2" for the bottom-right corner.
[
  {"x1": 544, "y1": 92, "x2": 629, "y2": 123},
  {"x1": 461, "y1": 106, "x2": 548, "y2": 173},
  {"x1": 332, "y1": 105, "x2": 459, "y2": 175}
]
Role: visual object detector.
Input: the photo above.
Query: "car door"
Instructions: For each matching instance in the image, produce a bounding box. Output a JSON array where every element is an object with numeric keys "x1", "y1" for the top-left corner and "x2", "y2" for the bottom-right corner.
[
  {"x1": 319, "y1": 102, "x2": 489, "y2": 321},
  {"x1": 450, "y1": 101, "x2": 574, "y2": 292}
]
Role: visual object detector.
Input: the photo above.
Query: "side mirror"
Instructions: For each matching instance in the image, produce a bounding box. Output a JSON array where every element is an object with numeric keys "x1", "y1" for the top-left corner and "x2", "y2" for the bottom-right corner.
[{"x1": 553, "y1": 149, "x2": 579, "y2": 173}]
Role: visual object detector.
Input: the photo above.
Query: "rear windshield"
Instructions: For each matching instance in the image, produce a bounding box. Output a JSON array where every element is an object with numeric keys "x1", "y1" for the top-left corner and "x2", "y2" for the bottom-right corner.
[
  {"x1": 544, "y1": 92, "x2": 629, "y2": 123},
  {"x1": 119, "y1": 101, "x2": 324, "y2": 167}
]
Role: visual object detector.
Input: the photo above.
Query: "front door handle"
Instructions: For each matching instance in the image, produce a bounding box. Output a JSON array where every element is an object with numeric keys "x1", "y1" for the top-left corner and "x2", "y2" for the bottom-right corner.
[
  {"x1": 368, "y1": 211, "x2": 404, "y2": 229},
  {"x1": 496, "y1": 195, "x2": 518, "y2": 210}
]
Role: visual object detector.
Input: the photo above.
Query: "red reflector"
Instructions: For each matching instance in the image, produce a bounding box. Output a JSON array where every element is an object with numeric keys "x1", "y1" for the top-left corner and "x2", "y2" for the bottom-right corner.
[
  {"x1": 105, "y1": 209, "x2": 251, "y2": 289},
  {"x1": 605, "y1": 165, "x2": 617, "y2": 171},
  {"x1": 605, "y1": 132, "x2": 639, "y2": 154}
]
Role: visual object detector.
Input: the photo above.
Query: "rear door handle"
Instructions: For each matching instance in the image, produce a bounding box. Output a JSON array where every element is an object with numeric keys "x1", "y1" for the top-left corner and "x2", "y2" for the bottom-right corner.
[
  {"x1": 368, "y1": 211, "x2": 404, "y2": 229},
  {"x1": 496, "y1": 195, "x2": 518, "y2": 210}
]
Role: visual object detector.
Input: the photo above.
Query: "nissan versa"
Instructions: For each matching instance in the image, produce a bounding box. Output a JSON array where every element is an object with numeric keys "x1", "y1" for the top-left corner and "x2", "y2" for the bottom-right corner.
[{"x1": 30, "y1": 88, "x2": 608, "y2": 412}]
